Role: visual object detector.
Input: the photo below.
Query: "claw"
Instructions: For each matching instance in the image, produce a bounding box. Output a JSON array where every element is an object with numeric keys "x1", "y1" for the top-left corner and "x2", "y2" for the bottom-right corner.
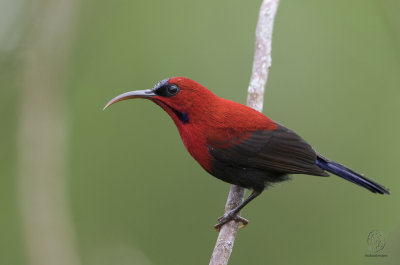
[
  {"x1": 214, "y1": 213, "x2": 249, "y2": 231},
  {"x1": 213, "y1": 190, "x2": 261, "y2": 230},
  {"x1": 237, "y1": 216, "x2": 248, "y2": 229}
]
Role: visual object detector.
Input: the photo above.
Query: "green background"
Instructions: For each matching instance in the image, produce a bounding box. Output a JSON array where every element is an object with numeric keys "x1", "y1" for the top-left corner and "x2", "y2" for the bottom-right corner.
[{"x1": 1, "y1": 0, "x2": 399, "y2": 264}]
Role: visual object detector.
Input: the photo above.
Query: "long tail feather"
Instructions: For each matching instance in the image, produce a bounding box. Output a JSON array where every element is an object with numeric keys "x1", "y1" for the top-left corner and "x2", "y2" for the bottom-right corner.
[{"x1": 316, "y1": 155, "x2": 390, "y2": 194}]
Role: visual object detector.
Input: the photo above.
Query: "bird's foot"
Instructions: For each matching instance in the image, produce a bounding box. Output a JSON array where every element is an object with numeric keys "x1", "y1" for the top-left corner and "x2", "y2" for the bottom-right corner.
[{"x1": 214, "y1": 212, "x2": 248, "y2": 231}]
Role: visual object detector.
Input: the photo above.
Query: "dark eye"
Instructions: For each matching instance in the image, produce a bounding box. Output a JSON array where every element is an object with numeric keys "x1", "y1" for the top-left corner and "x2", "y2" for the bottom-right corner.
[
  {"x1": 153, "y1": 81, "x2": 180, "y2": 97},
  {"x1": 167, "y1": 84, "x2": 179, "y2": 96}
]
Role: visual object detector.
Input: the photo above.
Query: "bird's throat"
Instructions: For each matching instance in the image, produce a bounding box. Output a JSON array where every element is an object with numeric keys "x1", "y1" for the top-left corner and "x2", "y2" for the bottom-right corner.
[
  {"x1": 172, "y1": 108, "x2": 189, "y2": 124},
  {"x1": 154, "y1": 100, "x2": 189, "y2": 124}
]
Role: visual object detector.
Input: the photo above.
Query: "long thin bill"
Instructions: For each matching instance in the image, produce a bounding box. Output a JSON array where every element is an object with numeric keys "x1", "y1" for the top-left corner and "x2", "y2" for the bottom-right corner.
[{"x1": 103, "y1": 89, "x2": 155, "y2": 110}]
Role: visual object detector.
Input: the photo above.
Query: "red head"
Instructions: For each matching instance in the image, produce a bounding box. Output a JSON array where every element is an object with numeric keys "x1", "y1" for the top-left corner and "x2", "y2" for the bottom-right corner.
[
  {"x1": 104, "y1": 77, "x2": 218, "y2": 127},
  {"x1": 104, "y1": 76, "x2": 276, "y2": 129}
]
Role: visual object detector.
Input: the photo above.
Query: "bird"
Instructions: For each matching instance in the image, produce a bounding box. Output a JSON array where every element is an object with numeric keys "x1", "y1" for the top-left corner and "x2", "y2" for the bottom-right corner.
[{"x1": 104, "y1": 77, "x2": 390, "y2": 229}]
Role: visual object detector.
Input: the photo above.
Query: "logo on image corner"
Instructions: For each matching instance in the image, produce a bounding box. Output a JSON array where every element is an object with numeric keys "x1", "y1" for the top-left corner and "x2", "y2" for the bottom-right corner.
[{"x1": 365, "y1": 230, "x2": 387, "y2": 257}]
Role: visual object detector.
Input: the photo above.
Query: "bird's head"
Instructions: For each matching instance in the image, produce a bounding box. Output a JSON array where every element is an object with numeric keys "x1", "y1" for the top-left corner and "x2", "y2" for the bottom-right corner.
[{"x1": 104, "y1": 77, "x2": 216, "y2": 125}]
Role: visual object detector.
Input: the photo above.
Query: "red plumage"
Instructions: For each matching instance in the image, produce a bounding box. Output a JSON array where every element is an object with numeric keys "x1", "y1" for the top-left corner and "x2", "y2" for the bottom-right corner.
[
  {"x1": 153, "y1": 77, "x2": 278, "y2": 173},
  {"x1": 104, "y1": 76, "x2": 389, "y2": 228}
]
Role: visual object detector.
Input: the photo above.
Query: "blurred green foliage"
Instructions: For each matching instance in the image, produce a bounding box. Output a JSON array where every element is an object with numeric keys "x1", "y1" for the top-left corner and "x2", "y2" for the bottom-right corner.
[{"x1": 1, "y1": 0, "x2": 399, "y2": 264}]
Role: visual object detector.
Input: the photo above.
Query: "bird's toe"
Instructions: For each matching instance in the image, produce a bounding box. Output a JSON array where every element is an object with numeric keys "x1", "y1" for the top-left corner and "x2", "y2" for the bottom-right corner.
[{"x1": 214, "y1": 213, "x2": 248, "y2": 231}]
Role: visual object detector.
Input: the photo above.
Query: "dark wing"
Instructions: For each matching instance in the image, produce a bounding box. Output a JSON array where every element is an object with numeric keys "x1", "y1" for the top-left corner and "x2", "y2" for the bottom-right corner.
[{"x1": 208, "y1": 124, "x2": 328, "y2": 176}]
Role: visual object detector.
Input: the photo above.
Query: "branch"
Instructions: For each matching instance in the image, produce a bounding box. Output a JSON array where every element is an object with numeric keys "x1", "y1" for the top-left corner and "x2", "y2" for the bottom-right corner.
[
  {"x1": 209, "y1": 1, "x2": 280, "y2": 264},
  {"x1": 247, "y1": 0, "x2": 279, "y2": 112}
]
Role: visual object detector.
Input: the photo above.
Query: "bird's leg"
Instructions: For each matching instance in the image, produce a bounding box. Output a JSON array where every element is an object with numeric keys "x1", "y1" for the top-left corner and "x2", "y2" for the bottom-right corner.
[{"x1": 214, "y1": 190, "x2": 261, "y2": 230}]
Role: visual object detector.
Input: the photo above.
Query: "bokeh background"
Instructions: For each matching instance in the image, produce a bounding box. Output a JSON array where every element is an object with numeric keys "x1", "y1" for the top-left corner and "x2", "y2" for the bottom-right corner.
[{"x1": 1, "y1": 0, "x2": 399, "y2": 264}]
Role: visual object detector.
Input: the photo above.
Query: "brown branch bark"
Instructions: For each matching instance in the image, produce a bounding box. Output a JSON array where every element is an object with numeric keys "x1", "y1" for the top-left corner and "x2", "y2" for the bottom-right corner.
[{"x1": 209, "y1": 1, "x2": 280, "y2": 264}]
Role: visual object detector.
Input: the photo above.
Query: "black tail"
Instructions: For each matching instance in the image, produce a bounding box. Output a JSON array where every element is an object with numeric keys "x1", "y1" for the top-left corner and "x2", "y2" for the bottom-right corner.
[{"x1": 316, "y1": 155, "x2": 390, "y2": 194}]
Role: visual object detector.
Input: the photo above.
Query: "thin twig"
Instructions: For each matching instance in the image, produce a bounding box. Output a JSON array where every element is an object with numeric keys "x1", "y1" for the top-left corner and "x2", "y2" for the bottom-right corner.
[{"x1": 209, "y1": 1, "x2": 280, "y2": 264}]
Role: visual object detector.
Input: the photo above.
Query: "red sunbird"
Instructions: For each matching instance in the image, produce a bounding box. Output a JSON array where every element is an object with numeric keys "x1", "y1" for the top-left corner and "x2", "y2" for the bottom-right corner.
[{"x1": 104, "y1": 77, "x2": 389, "y2": 229}]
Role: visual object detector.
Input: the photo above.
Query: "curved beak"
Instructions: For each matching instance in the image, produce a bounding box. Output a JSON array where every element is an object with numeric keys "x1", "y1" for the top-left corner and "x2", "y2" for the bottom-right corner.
[{"x1": 103, "y1": 89, "x2": 156, "y2": 110}]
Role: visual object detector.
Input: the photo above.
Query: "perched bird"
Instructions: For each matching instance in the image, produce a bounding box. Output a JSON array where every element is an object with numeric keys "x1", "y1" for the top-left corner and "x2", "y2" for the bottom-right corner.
[{"x1": 104, "y1": 77, "x2": 389, "y2": 229}]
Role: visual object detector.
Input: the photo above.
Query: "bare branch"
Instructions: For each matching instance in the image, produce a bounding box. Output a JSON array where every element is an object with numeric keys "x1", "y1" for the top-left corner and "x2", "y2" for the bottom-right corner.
[
  {"x1": 247, "y1": 0, "x2": 280, "y2": 112},
  {"x1": 209, "y1": 1, "x2": 280, "y2": 264},
  {"x1": 209, "y1": 185, "x2": 245, "y2": 265}
]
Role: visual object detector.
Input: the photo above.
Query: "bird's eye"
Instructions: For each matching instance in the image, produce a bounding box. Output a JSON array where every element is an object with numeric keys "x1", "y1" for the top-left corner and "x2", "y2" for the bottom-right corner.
[
  {"x1": 167, "y1": 84, "x2": 180, "y2": 96},
  {"x1": 153, "y1": 81, "x2": 180, "y2": 97}
]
